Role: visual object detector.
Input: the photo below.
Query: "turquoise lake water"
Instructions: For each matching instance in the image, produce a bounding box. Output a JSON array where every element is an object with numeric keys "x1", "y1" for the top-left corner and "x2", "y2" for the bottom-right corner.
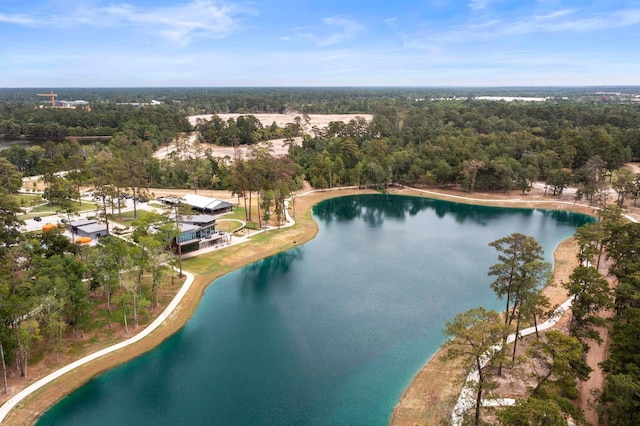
[{"x1": 37, "y1": 194, "x2": 593, "y2": 425}]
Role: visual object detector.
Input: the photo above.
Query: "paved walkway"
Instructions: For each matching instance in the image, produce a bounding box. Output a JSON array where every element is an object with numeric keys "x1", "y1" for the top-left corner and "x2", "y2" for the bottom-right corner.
[
  {"x1": 447, "y1": 199, "x2": 638, "y2": 425},
  {"x1": 0, "y1": 269, "x2": 194, "y2": 424},
  {"x1": 4, "y1": 185, "x2": 631, "y2": 423},
  {"x1": 451, "y1": 297, "x2": 574, "y2": 425},
  {"x1": 0, "y1": 196, "x2": 298, "y2": 423}
]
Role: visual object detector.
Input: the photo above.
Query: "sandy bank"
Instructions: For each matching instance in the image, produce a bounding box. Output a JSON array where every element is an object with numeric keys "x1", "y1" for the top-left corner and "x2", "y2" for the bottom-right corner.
[
  {"x1": 388, "y1": 186, "x2": 630, "y2": 426},
  {"x1": 2, "y1": 184, "x2": 624, "y2": 425},
  {"x1": 0, "y1": 187, "x2": 374, "y2": 425}
]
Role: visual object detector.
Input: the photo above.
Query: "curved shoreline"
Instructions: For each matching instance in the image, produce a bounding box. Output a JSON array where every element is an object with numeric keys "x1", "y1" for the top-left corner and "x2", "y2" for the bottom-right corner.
[
  {"x1": 388, "y1": 187, "x2": 612, "y2": 426},
  {"x1": 0, "y1": 186, "x2": 609, "y2": 425},
  {"x1": 0, "y1": 188, "x2": 375, "y2": 425},
  {"x1": 0, "y1": 270, "x2": 195, "y2": 424}
]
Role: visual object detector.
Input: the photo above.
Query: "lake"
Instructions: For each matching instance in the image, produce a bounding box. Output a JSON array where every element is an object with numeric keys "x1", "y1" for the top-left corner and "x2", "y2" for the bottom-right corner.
[
  {"x1": 37, "y1": 194, "x2": 593, "y2": 425},
  {"x1": 0, "y1": 138, "x2": 42, "y2": 151}
]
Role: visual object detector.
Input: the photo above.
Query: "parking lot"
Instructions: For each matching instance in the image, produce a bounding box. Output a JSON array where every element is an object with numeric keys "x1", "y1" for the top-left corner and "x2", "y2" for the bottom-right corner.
[
  {"x1": 21, "y1": 194, "x2": 165, "y2": 234},
  {"x1": 22, "y1": 213, "x2": 87, "y2": 233}
]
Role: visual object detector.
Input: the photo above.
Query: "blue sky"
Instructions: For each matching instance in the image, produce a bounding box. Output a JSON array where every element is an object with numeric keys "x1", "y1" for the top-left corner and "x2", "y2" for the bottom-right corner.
[{"x1": 1, "y1": 0, "x2": 639, "y2": 87}]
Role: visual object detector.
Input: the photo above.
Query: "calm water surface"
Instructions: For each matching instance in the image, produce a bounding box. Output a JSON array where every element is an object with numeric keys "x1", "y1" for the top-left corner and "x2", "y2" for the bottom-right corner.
[
  {"x1": 38, "y1": 195, "x2": 593, "y2": 425},
  {"x1": 0, "y1": 139, "x2": 41, "y2": 151}
]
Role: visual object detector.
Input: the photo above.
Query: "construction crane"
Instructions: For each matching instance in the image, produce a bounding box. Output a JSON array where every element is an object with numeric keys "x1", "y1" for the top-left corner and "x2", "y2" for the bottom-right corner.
[{"x1": 37, "y1": 91, "x2": 57, "y2": 107}]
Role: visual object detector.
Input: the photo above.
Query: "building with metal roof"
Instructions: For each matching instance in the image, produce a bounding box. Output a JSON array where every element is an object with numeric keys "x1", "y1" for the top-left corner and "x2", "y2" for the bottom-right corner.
[
  {"x1": 181, "y1": 194, "x2": 233, "y2": 215},
  {"x1": 68, "y1": 219, "x2": 108, "y2": 240},
  {"x1": 153, "y1": 214, "x2": 224, "y2": 255}
]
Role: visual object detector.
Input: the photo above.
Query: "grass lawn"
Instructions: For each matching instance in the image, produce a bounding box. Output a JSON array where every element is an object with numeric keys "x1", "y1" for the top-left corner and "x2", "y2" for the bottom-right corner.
[
  {"x1": 222, "y1": 207, "x2": 247, "y2": 221},
  {"x1": 29, "y1": 200, "x2": 98, "y2": 214},
  {"x1": 106, "y1": 210, "x2": 138, "y2": 222},
  {"x1": 18, "y1": 193, "x2": 44, "y2": 207},
  {"x1": 216, "y1": 219, "x2": 244, "y2": 233}
]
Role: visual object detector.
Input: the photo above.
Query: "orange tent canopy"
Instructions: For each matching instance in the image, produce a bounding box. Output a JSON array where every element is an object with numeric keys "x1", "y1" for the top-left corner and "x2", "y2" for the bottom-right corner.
[
  {"x1": 42, "y1": 223, "x2": 57, "y2": 231},
  {"x1": 76, "y1": 236, "x2": 92, "y2": 244}
]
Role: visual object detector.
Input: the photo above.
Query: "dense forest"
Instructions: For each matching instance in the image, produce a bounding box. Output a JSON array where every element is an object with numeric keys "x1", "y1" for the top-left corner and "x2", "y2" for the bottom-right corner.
[
  {"x1": 1, "y1": 86, "x2": 639, "y2": 115},
  {"x1": 0, "y1": 103, "x2": 191, "y2": 145},
  {"x1": 2, "y1": 88, "x2": 640, "y2": 424},
  {"x1": 4, "y1": 94, "x2": 640, "y2": 198}
]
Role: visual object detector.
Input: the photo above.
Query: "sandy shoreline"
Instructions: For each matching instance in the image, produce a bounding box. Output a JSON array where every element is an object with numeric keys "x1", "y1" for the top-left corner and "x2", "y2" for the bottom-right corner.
[
  {"x1": 0, "y1": 187, "x2": 375, "y2": 425},
  {"x1": 389, "y1": 233, "x2": 581, "y2": 425},
  {"x1": 1, "y1": 185, "x2": 616, "y2": 425}
]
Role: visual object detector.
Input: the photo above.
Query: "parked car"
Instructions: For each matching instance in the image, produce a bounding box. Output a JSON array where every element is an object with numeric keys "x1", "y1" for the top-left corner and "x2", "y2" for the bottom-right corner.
[{"x1": 33, "y1": 216, "x2": 42, "y2": 222}]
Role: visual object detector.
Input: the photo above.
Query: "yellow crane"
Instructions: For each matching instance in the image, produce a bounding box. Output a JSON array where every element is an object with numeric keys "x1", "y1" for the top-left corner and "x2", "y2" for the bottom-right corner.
[{"x1": 37, "y1": 91, "x2": 57, "y2": 107}]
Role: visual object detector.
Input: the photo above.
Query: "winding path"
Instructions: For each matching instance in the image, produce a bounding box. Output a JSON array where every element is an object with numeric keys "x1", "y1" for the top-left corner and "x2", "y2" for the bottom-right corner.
[
  {"x1": 440, "y1": 190, "x2": 638, "y2": 425},
  {"x1": 0, "y1": 269, "x2": 194, "y2": 424},
  {"x1": 0, "y1": 196, "x2": 299, "y2": 424},
  {"x1": 451, "y1": 297, "x2": 575, "y2": 425},
  {"x1": 1, "y1": 184, "x2": 634, "y2": 424}
]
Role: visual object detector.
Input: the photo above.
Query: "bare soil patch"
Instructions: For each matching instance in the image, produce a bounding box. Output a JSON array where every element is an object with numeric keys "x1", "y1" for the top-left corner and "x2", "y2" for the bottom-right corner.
[
  {"x1": 198, "y1": 137, "x2": 300, "y2": 159},
  {"x1": 156, "y1": 113, "x2": 373, "y2": 161},
  {"x1": 188, "y1": 113, "x2": 373, "y2": 129}
]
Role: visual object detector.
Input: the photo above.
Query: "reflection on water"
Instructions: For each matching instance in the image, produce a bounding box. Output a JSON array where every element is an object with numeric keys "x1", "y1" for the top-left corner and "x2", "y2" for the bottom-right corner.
[
  {"x1": 315, "y1": 194, "x2": 581, "y2": 229},
  {"x1": 239, "y1": 248, "x2": 303, "y2": 297},
  {"x1": 0, "y1": 139, "x2": 41, "y2": 151},
  {"x1": 314, "y1": 194, "x2": 433, "y2": 226},
  {"x1": 38, "y1": 195, "x2": 594, "y2": 426}
]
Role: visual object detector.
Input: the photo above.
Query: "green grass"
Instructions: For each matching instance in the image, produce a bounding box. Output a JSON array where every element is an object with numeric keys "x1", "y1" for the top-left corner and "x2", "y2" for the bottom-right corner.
[
  {"x1": 107, "y1": 210, "x2": 137, "y2": 222},
  {"x1": 66, "y1": 340, "x2": 93, "y2": 357},
  {"x1": 29, "y1": 200, "x2": 97, "y2": 214},
  {"x1": 25, "y1": 205, "x2": 57, "y2": 214},
  {"x1": 249, "y1": 231, "x2": 275, "y2": 244},
  {"x1": 21, "y1": 212, "x2": 48, "y2": 220},
  {"x1": 222, "y1": 207, "x2": 247, "y2": 221},
  {"x1": 182, "y1": 250, "x2": 228, "y2": 274},
  {"x1": 18, "y1": 194, "x2": 44, "y2": 207},
  {"x1": 29, "y1": 350, "x2": 46, "y2": 365},
  {"x1": 217, "y1": 219, "x2": 244, "y2": 233}
]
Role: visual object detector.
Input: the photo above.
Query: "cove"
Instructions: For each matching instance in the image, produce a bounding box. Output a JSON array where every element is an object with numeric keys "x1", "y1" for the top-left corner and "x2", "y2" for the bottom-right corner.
[{"x1": 37, "y1": 194, "x2": 594, "y2": 425}]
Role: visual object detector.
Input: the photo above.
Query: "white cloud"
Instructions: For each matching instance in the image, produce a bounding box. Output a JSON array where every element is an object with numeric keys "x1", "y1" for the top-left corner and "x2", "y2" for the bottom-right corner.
[
  {"x1": 298, "y1": 16, "x2": 363, "y2": 46},
  {"x1": 384, "y1": 17, "x2": 398, "y2": 27},
  {"x1": 0, "y1": 1, "x2": 254, "y2": 45},
  {"x1": 468, "y1": 0, "x2": 489, "y2": 11},
  {"x1": 0, "y1": 13, "x2": 37, "y2": 25},
  {"x1": 413, "y1": 7, "x2": 640, "y2": 46},
  {"x1": 105, "y1": 0, "x2": 256, "y2": 44},
  {"x1": 501, "y1": 8, "x2": 640, "y2": 35}
]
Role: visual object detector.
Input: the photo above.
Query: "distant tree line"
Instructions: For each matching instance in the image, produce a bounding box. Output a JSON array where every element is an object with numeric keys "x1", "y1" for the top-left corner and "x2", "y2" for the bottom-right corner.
[
  {"x1": 0, "y1": 103, "x2": 191, "y2": 147},
  {"x1": 2, "y1": 87, "x2": 638, "y2": 117},
  {"x1": 3, "y1": 100, "x2": 640, "y2": 204},
  {"x1": 291, "y1": 102, "x2": 640, "y2": 195},
  {"x1": 2, "y1": 90, "x2": 640, "y2": 421}
]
